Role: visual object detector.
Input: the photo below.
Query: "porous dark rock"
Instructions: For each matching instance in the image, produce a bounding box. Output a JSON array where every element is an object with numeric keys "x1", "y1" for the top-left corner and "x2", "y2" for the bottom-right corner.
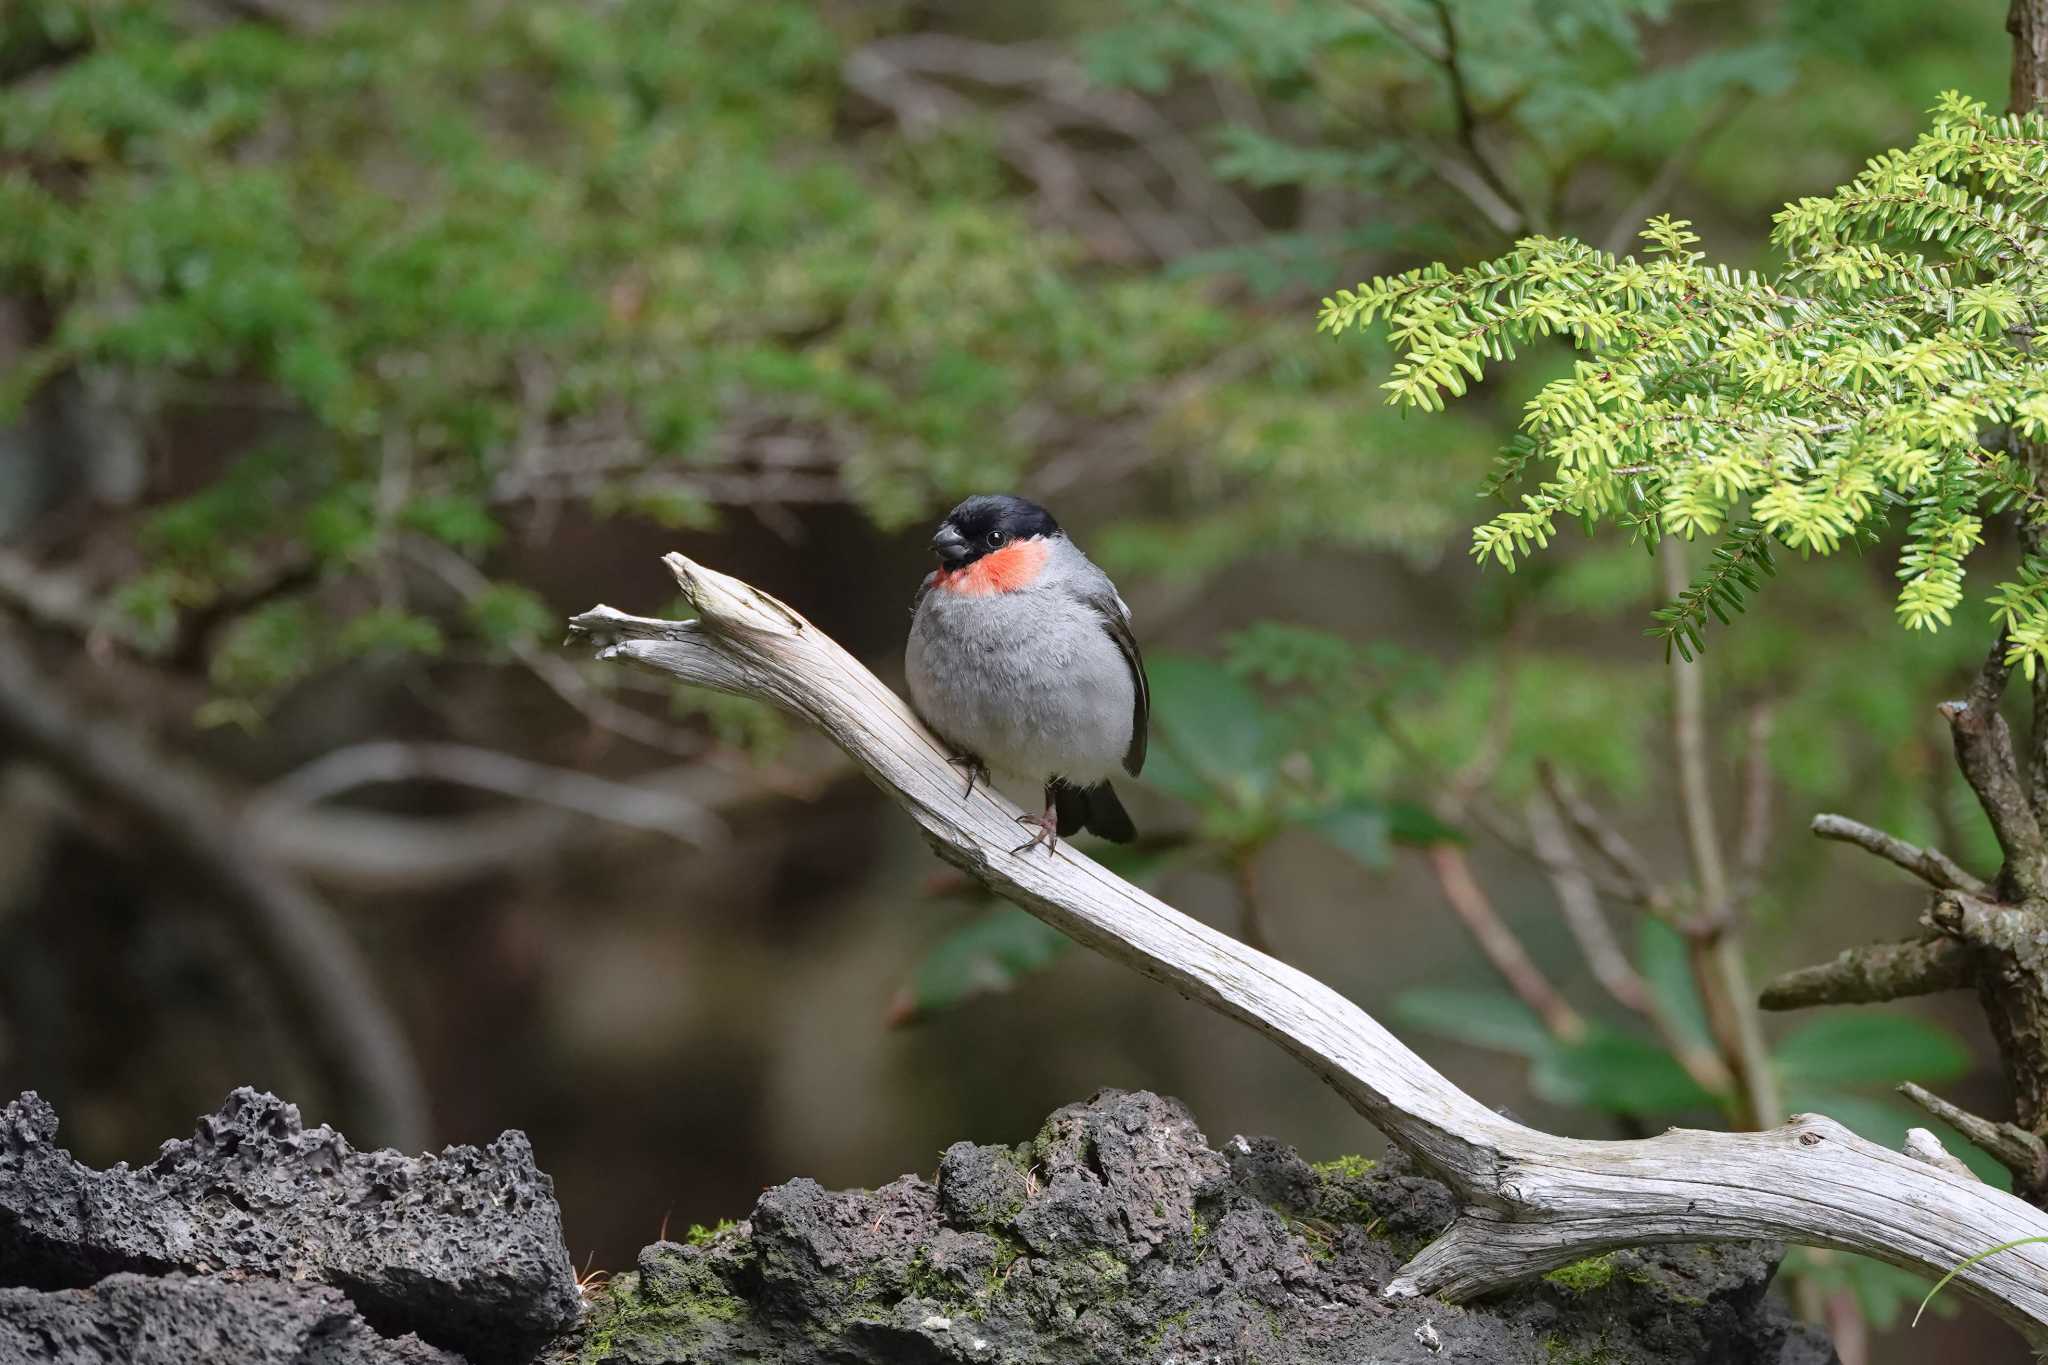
[
  {"x1": 0, "y1": 1088, "x2": 579, "y2": 1363},
  {"x1": 580, "y1": 1087, "x2": 1836, "y2": 1365},
  {"x1": 0, "y1": 1273, "x2": 464, "y2": 1365}
]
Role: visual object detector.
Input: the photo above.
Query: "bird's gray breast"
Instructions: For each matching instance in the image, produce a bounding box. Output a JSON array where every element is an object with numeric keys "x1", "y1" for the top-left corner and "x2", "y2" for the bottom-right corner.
[{"x1": 906, "y1": 579, "x2": 1135, "y2": 787}]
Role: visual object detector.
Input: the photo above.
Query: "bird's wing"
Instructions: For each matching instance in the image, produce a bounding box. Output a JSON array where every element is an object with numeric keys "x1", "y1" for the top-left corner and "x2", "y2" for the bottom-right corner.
[
  {"x1": 1083, "y1": 588, "x2": 1149, "y2": 776},
  {"x1": 911, "y1": 570, "x2": 937, "y2": 615}
]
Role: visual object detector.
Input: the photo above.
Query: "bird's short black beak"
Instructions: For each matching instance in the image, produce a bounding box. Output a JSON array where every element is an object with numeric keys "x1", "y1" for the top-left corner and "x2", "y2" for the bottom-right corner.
[{"x1": 931, "y1": 524, "x2": 971, "y2": 568}]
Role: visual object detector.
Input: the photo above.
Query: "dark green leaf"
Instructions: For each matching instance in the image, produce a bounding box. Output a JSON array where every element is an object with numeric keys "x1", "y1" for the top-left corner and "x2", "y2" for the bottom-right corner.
[
  {"x1": 1530, "y1": 1027, "x2": 1718, "y2": 1114},
  {"x1": 1392, "y1": 987, "x2": 1553, "y2": 1058},
  {"x1": 1147, "y1": 655, "x2": 1275, "y2": 801},
  {"x1": 1771, "y1": 1013, "x2": 1970, "y2": 1088},
  {"x1": 890, "y1": 910, "x2": 1071, "y2": 1025},
  {"x1": 1635, "y1": 918, "x2": 1713, "y2": 1051},
  {"x1": 1309, "y1": 800, "x2": 1389, "y2": 866}
]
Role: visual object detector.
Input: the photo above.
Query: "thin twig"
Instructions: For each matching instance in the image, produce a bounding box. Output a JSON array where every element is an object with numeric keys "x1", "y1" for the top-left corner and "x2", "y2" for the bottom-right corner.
[
  {"x1": 405, "y1": 538, "x2": 709, "y2": 760},
  {"x1": 1733, "y1": 703, "x2": 1776, "y2": 903},
  {"x1": 1809, "y1": 813, "x2": 1990, "y2": 897},
  {"x1": 1230, "y1": 846, "x2": 1274, "y2": 956},
  {"x1": 1535, "y1": 762, "x2": 1672, "y2": 916},
  {"x1": 1426, "y1": 0, "x2": 1530, "y2": 233},
  {"x1": 251, "y1": 740, "x2": 729, "y2": 846},
  {"x1": 1662, "y1": 542, "x2": 1779, "y2": 1131},
  {"x1": 1424, "y1": 844, "x2": 1585, "y2": 1041},
  {"x1": 1899, "y1": 1081, "x2": 2048, "y2": 1191},
  {"x1": 1523, "y1": 791, "x2": 1648, "y2": 1012}
]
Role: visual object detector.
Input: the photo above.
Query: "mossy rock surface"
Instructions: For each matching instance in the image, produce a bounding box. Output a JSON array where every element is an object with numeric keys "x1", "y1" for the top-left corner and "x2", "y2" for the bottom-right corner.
[{"x1": 571, "y1": 1089, "x2": 1836, "y2": 1365}]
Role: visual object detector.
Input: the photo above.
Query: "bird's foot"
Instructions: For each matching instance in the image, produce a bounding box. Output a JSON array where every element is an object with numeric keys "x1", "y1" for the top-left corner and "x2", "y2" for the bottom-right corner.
[
  {"x1": 947, "y1": 752, "x2": 991, "y2": 800},
  {"x1": 1010, "y1": 809, "x2": 1059, "y2": 856}
]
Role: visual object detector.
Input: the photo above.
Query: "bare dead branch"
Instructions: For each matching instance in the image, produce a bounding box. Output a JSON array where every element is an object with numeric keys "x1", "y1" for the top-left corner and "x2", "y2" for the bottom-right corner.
[
  {"x1": 1899, "y1": 1081, "x2": 2047, "y2": 1191},
  {"x1": 252, "y1": 740, "x2": 728, "y2": 846},
  {"x1": 569, "y1": 555, "x2": 2048, "y2": 1345},
  {"x1": 1809, "y1": 813, "x2": 1990, "y2": 897},
  {"x1": 1758, "y1": 937, "x2": 1973, "y2": 1010},
  {"x1": 1424, "y1": 844, "x2": 1585, "y2": 1041},
  {"x1": 0, "y1": 618, "x2": 426, "y2": 1149}
]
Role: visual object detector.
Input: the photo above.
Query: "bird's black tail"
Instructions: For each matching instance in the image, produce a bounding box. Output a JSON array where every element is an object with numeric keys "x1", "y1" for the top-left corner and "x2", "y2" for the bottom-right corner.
[{"x1": 1052, "y1": 780, "x2": 1136, "y2": 843}]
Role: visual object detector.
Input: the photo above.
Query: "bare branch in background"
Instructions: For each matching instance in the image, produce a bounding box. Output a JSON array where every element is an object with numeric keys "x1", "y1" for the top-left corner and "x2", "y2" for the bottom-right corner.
[
  {"x1": 1900, "y1": 1081, "x2": 2048, "y2": 1190},
  {"x1": 1809, "y1": 813, "x2": 1990, "y2": 897},
  {"x1": 1661, "y1": 542, "x2": 1779, "y2": 1130},
  {"x1": 1758, "y1": 937, "x2": 1973, "y2": 1010},
  {"x1": 1733, "y1": 704, "x2": 1776, "y2": 902},
  {"x1": 252, "y1": 740, "x2": 728, "y2": 846},
  {"x1": 0, "y1": 549, "x2": 148, "y2": 652},
  {"x1": 0, "y1": 616, "x2": 426, "y2": 1150},
  {"x1": 1597, "y1": 95, "x2": 1745, "y2": 257},
  {"x1": 843, "y1": 35, "x2": 1261, "y2": 263},
  {"x1": 568, "y1": 555, "x2": 2048, "y2": 1345},
  {"x1": 1523, "y1": 791, "x2": 1649, "y2": 1014},
  {"x1": 1424, "y1": 843, "x2": 1585, "y2": 1041},
  {"x1": 405, "y1": 537, "x2": 709, "y2": 760},
  {"x1": 1536, "y1": 762, "x2": 1672, "y2": 916},
  {"x1": 1426, "y1": 0, "x2": 1532, "y2": 233}
]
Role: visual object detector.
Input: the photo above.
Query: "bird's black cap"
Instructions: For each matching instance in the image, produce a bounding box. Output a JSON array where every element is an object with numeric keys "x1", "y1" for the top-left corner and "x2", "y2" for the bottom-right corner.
[{"x1": 933, "y1": 494, "x2": 1061, "y2": 567}]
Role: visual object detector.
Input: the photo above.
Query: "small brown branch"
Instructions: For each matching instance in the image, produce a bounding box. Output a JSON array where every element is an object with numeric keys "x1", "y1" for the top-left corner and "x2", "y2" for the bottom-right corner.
[
  {"x1": 1943, "y1": 633, "x2": 2047, "y2": 897},
  {"x1": 1758, "y1": 937, "x2": 1973, "y2": 1010},
  {"x1": 1809, "y1": 813, "x2": 1990, "y2": 897},
  {"x1": 1426, "y1": 0, "x2": 1530, "y2": 234},
  {"x1": 1230, "y1": 846, "x2": 1274, "y2": 956},
  {"x1": 1899, "y1": 1081, "x2": 2048, "y2": 1191},
  {"x1": 1522, "y1": 793, "x2": 1648, "y2": 1013},
  {"x1": 1662, "y1": 543, "x2": 1778, "y2": 1130},
  {"x1": 1733, "y1": 704, "x2": 1776, "y2": 903},
  {"x1": 1424, "y1": 844, "x2": 1585, "y2": 1042},
  {"x1": 1535, "y1": 762, "x2": 1672, "y2": 917}
]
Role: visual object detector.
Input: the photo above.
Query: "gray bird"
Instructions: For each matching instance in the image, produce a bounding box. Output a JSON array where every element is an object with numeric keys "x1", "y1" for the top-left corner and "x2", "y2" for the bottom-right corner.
[{"x1": 905, "y1": 494, "x2": 1148, "y2": 853}]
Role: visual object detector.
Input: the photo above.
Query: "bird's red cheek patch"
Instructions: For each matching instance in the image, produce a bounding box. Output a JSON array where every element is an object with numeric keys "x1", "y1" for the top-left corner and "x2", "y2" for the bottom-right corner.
[{"x1": 937, "y1": 539, "x2": 1050, "y2": 596}]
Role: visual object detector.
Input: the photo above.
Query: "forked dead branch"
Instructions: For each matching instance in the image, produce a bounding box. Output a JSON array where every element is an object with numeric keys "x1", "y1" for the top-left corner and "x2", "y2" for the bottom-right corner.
[{"x1": 572, "y1": 554, "x2": 2048, "y2": 1347}]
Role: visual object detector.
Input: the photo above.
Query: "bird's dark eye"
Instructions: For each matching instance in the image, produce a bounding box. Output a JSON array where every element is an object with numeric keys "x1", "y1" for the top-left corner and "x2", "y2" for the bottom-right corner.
[{"x1": 986, "y1": 530, "x2": 1007, "y2": 548}]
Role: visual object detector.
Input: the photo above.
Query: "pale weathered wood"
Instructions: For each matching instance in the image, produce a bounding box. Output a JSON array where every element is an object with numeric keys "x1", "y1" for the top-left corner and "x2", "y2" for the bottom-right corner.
[{"x1": 570, "y1": 554, "x2": 2048, "y2": 1345}]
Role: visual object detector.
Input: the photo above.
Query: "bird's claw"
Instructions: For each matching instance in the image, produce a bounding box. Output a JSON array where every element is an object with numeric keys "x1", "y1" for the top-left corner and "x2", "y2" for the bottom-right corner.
[
  {"x1": 1010, "y1": 811, "x2": 1059, "y2": 856},
  {"x1": 947, "y1": 753, "x2": 990, "y2": 800}
]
